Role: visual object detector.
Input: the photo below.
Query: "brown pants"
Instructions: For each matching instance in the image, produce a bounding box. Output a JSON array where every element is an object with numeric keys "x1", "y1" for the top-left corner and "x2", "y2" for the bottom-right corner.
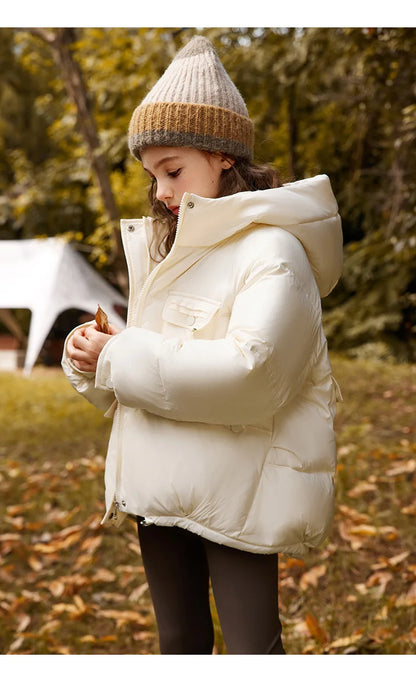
[{"x1": 137, "y1": 518, "x2": 285, "y2": 654}]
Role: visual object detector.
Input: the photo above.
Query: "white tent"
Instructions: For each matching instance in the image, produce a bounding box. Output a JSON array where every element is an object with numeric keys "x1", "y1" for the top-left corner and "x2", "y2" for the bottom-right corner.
[{"x1": 0, "y1": 238, "x2": 127, "y2": 374}]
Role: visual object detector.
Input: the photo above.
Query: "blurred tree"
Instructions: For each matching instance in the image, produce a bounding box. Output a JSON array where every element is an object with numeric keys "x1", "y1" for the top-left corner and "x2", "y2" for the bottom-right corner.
[{"x1": 0, "y1": 27, "x2": 415, "y2": 358}]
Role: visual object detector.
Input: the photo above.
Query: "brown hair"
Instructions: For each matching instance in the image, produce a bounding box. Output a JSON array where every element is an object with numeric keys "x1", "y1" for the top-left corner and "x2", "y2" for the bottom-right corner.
[{"x1": 148, "y1": 155, "x2": 283, "y2": 259}]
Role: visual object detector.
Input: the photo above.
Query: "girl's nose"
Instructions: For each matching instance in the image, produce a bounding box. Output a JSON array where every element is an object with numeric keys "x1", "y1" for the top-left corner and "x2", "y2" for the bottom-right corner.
[{"x1": 156, "y1": 179, "x2": 172, "y2": 204}]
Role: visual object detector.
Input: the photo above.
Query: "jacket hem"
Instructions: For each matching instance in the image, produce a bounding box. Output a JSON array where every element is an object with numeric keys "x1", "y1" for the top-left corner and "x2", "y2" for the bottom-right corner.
[{"x1": 134, "y1": 513, "x2": 310, "y2": 557}]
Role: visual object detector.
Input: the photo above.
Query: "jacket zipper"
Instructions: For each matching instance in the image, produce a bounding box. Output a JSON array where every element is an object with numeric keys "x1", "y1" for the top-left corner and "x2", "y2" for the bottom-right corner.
[
  {"x1": 110, "y1": 201, "x2": 190, "y2": 525},
  {"x1": 110, "y1": 218, "x2": 150, "y2": 523},
  {"x1": 132, "y1": 195, "x2": 190, "y2": 325}
]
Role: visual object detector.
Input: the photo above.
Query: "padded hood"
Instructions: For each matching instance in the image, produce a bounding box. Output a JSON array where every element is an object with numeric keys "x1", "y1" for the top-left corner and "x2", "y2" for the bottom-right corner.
[{"x1": 176, "y1": 174, "x2": 343, "y2": 297}]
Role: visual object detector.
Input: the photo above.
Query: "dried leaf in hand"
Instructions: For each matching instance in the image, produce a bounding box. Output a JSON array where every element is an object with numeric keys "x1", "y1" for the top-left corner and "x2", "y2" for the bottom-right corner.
[{"x1": 95, "y1": 305, "x2": 109, "y2": 333}]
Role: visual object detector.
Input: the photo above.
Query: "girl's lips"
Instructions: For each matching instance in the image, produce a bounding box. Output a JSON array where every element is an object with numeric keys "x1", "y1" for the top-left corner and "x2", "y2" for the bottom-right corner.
[{"x1": 169, "y1": 206, "x2": 179, "y2": 216}]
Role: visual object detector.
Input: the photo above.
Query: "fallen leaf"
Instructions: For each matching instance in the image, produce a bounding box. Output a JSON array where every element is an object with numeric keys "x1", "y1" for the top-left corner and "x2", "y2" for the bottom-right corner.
[
  {"x1": 8, "y1": 636, "x2": 25, "y2": 653},
  {"x1": 365, "y1": 571, "x2": 393, "y2": 597},
  {"x1": 305, "y1": 612, "x2": 328, "y2": 644},
  {"x1": 80, "y1": 634, "x2": 117, "y2": 644},
  {"x1": 128, "y1": 541, "x2": 142, "y2": 556},
  {"x1": 98, "y1": 608, "x2": 147, "y2": 627},
  {"x1": 395, "y1": 582, "x2": 416, "y2": 607},
  {"x1": 129, "y1": 583, "x2": 149, "y2": 602},
  {"x1": 328, "y1": 631, "x2": 363, "y2": 649},
  {"x1": 16, "y1": 613, "x2": 31, "y2": 633},
  {"x1": 91, "y1": 568, "x2": 116, "y2": 583},
  {"x1": 378, "y1": 525, "x2": 399, "y2": 541},
  {"x1": 370, "y1": 626, "x2": 394, "y2": 643},
  {"x1": 375, "y1": 605, "x2": 389, "y2": 621},
  {"x1": 355, "y1": 583, "x2": 369, "y2": 595},
  {"x1": 38, "y1": 620, "x2": 61, "y2": 635},
  {"x1": 385, "y1": 460, "x2": 416, "y2": 476},
  {"x1": 338, "y1": 505, "x2": 370, "y2": 523},
  {"x1": 285, "y1": 557, "x2": 306, "y2": 571},
  {"x1": 348, "y1": 481, "x2": 377, "y2": 498},
  {"x1": 402, "y1": 502, "x2": 416, "y2": 515},
  {"x1": 349, "y1": 524, "x2": 378, "y2": 537},
  {"x1": 48, "y1": 580, "x2": 66, "y2": 597},
  {"x1": 300, "y1": 564, "x2": 326, "y2": 590},
  {"x1": 387, "y1": 545, "x2": 406, "y2": 561},
  {"x1": 28, "y1": 555, "x2": 43, "y2": 572},
  {"x1": 6, "y1": 503, "x2": 34, "y2": 517}
]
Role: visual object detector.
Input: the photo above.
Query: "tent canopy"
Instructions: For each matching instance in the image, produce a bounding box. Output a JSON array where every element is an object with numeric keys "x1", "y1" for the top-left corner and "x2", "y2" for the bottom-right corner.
[{"x1": 0, "y1": 238, "x2": 127, "y2": 374}]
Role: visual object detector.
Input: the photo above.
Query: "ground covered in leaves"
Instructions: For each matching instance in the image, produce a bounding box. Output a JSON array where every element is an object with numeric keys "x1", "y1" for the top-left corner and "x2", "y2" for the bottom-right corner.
[{"x1": 0, "y1": 355, "x2": 415, "y2": 655}]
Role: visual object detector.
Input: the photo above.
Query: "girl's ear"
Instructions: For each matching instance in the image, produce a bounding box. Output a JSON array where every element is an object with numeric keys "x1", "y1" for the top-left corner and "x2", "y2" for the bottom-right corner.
[{"x1": 220, "y1": 156, "x2": 235, "y2": 170}]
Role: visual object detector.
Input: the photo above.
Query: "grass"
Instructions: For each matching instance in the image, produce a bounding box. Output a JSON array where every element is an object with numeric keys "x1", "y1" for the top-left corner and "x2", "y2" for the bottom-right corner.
[{"x1": 0, "y1": 356, "x2": 415, "y2": 655}]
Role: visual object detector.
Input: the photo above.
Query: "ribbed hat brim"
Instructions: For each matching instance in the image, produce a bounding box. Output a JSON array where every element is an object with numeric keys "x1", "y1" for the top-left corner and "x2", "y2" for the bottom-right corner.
[{"x1": 129, "y1": 101, "x2": 254, "y2": 160}]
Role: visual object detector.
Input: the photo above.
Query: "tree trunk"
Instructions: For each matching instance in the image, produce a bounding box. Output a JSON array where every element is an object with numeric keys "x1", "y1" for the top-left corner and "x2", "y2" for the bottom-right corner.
[
  {"x1": 287, "y1": 82, "x2": 299, "y2": 180},
  {"x1": 30, "y1": 28, "x2": 128, "y2": 295}
]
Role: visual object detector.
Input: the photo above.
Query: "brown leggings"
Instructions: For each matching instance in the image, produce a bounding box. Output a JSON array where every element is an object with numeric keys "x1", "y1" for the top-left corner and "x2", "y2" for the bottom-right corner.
[{"x1": 137, "y1": 518, "x2": 285, "y2": 654}]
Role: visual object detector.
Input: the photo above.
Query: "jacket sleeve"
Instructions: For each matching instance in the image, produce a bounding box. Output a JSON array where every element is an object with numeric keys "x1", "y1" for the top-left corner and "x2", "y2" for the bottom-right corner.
[
  {"x1": 95, "y1": 253, "x2": 322, "y2": 426},
  {"x1": 61, "y1": 323, "x2": 116, "y2": 412}
]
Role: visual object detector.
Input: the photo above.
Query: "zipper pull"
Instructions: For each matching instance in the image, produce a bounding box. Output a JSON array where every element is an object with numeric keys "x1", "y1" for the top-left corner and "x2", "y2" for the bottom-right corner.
[{"x1": 139, "y1": 518, "x2": 153, "y2": 527}]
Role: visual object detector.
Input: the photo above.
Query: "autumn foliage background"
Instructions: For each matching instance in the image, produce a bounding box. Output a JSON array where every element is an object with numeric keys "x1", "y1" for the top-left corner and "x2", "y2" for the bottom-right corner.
[{"x1": 0, "y1": 26, "x2": 415, "y2": 655}]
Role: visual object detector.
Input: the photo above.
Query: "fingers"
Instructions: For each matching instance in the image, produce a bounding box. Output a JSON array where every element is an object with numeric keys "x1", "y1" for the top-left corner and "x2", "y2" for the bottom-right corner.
[
  {"x1": 108, "y1": 324, "x2": 121, "y2": 336},
  {"x1": 66, "y1": 324, "x2": 115, "y2": 373}
]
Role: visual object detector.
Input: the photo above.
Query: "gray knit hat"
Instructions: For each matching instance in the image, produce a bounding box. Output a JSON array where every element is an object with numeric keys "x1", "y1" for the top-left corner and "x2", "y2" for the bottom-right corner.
[{"x1": 128, "y1": 36, "x2": 254, "y2": 161}]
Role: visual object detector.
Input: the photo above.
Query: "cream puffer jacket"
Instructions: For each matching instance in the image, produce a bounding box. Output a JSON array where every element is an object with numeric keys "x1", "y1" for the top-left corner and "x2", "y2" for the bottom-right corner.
[{"x1": 62, "y1": 174, "x2": 343, "y2": 557}]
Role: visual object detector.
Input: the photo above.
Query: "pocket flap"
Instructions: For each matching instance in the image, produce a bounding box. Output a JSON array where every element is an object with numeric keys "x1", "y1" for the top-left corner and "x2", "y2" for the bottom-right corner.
[{"x1": 162, "y1": 292, "x2": 221, "y2": 330}]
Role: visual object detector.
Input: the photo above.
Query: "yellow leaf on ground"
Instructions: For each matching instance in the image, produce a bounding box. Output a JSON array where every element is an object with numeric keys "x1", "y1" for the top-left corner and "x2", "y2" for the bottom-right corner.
[
  {"x1": 349, "y1": 524, "x2": 378, "y2": 537},
  {"x1": 80, "y1": 535, "x2": 102, "y2": 554},
  {"x1": 305, "y1": 613, "x2": 328, "y2": 644},
  {"x1": 385, "y1": 460, "x2": 416, "y2": 476},
  {"x1": 16, "y1": 613, "x2": 31, "y2": 633},
  {"x1": 338, "y1": 505, "x2": 370, "y2": 523},
  {"x1": 348, "y1": 481, "x2": 377, "y2": 498},
  {"x1": 379, "y1": 525, "x2": 399, "y2": 541},
  {"x1": 98, "y1": 609, "x2": 147, "y2": 626},
  {"x1": 402, "y1": 502, "x2": 416, "y2": 516},
  {"x1": 395, "y1": 582, "x2": 416, "y2": 607},
  {"x1": 328, "y1": 631, "x2": 363, "y2": 649},
  {"x1": 28, "y1": 555, "x2": 43, "y2": 572},
  {"x1": 129, "y1": 583, "x2": 149, "y2": 602},
  {"x1": 365, "y1": 571, "x2": 393, "y2": 597},
  {"x1": 300, "y1": 564, "x2": 326, "y2": 590},
  {"x1": 48, "y1": 580, "x2": 66, "y2": 597}
]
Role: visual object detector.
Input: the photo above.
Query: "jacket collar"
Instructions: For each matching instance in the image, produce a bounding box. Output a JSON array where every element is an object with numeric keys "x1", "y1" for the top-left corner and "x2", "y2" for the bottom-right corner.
[{"x1": 175, "y1": 174, "x2": 343, "y2": 297}]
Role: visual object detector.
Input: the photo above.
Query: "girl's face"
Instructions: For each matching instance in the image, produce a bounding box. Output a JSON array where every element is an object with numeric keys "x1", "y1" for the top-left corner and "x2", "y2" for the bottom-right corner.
[{"x1": 141, "y1": 146, "x2": 231, "y2": 216}]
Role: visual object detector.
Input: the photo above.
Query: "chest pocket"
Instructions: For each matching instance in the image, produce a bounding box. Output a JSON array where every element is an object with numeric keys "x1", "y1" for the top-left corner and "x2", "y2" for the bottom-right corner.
[{"x1": 162, "y1": 292, "x2": 222, "y2": 340}]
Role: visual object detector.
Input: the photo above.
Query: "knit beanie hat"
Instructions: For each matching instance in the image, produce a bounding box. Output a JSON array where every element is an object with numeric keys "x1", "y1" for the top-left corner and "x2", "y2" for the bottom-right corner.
[{"x1": 128, "y1": 36, "x2": 254, "y2": 161}]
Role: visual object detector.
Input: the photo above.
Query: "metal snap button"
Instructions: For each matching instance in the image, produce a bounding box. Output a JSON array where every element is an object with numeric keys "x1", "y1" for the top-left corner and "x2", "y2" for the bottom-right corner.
[
  {"x1": 127, "y1": 224, "x2": 135, "y2": 232},
  {"x1": 187, "y1": 201, "x2": 194, "y2": 209}
]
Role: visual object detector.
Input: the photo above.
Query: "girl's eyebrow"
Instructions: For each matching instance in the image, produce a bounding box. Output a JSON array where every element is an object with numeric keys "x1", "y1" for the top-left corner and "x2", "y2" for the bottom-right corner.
[{"x1": 142, "y1": 155, "x2": 181, "y2": 174}]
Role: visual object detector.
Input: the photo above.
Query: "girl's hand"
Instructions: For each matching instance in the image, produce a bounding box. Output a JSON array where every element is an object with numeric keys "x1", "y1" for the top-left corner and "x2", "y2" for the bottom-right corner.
[{"x1": 67, "y1": 324, "x2": 120, "y2": 373}]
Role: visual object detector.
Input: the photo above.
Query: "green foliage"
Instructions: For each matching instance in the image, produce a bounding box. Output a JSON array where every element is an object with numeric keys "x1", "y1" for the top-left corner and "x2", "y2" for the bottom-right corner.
[{"x1": 0, "y1": 27, "x2": 415, "y2": 358}]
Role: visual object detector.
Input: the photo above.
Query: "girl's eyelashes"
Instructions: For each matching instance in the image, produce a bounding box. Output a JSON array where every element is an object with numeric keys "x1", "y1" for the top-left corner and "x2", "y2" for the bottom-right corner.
[{"x1": 148, "y1": 168, "x2": 181, "y2": 185}]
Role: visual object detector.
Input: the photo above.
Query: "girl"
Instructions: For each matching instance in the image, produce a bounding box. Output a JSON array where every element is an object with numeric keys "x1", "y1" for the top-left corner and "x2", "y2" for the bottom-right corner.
[{"x1": 62, "y1": 35, "x2": 343, "y2": 655}]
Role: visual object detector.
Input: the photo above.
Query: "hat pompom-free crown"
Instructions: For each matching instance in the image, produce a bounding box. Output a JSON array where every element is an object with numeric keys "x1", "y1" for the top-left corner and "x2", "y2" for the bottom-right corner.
[{"x1": 128, "y1": 36, "x2": 254, "y2": 160}]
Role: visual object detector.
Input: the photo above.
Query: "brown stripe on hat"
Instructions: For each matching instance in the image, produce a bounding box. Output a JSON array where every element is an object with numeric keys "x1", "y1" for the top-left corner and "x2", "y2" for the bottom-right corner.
[{"x1": 128, "y1": 102, "x2": 254, "y2": 160}]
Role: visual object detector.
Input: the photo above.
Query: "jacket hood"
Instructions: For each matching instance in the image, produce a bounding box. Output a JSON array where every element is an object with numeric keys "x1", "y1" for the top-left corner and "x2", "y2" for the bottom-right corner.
[{"x1": 175, "y1": 174, "x2": 343, "y2": 297}]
